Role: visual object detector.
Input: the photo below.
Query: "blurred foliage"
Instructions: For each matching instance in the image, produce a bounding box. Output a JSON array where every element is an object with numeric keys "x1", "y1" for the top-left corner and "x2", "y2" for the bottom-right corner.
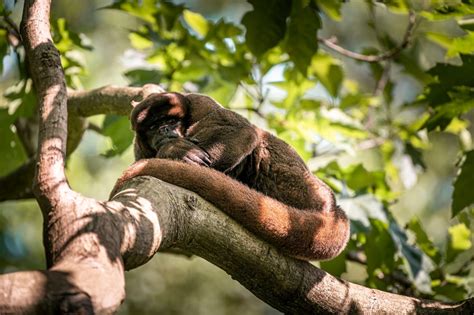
[{"x1": 1, "y1": 0, "x2": 474, "y2": 313}]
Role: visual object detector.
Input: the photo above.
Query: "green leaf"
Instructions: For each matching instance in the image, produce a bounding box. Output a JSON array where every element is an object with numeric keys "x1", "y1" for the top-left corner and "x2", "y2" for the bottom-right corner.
[
  {"x1": 124, "y1": 69, "x2": 163, "y2": 86},
  {"x1": 389, "y1": 222, "x2": 433, "y2": 293},
  {"x1": 447, "y1": 31, "x2": 474, "y2": 57},
  {"x1": 345, "y1": 164, "x2": 384, "y2": 192},
  {"x1": 285, "y1": 2, "x2": 320, "y2": 74},
  {"x1": 183, "y1": 9, "x2": 210, "y2": 38},
  {"x1": 425, "y1": 54, "x2": 474, "y2": 107},
  {"x1": 446, "y1": 223, "x2": 472, "y2": 263},
  {"x1": 423, "y1": 97, "x2": 474, "y2": 131},
  {"x1": 309, "y1": 54, "x2": 343, "y2": 97},
  {"x1": 211, "y1": 19, "x2": 242, "y2": 38},
  {"x1": 365, "y1": 219, "x2": 396, "y2": 288},
  {"x1": 129, "y1": 32, "x2": 153, "y2": 50},
  {"x1": 0, "y1": 109, "x2": 27, "y2": 177},
  {"x1": 407, "y1": 218, "x2": 441, "y2": 264},
  {"x1": 432, "y1": 280, "x2": 468, "y2": 301},
  {"x1": 315, "y1": 0, "x2": 341, "y2": 20},
  {"x1": 106, "y1": 0, "x2": 158, "y2": 24},
  {"x1": 101, "y1": 115, "x2": 134, "y2": 157},
  {"x1": 405, "y1": 142, "x2": 427, "y2": 169},
  {"x1": 0, "y1": 29, "x2": 8, "y2": 73},
  {"x1": 338, "y1": 194, "x2": 388, "y2": 231},
  {"x1": 452, "y1": 151, "x2": 474, "y2": 216},
  {"x1": 242, "y1": 0, "x2": 291, "y2": 57},
  {"x1": 449, "y1": 224, "x2": 472, "y2": 251}
]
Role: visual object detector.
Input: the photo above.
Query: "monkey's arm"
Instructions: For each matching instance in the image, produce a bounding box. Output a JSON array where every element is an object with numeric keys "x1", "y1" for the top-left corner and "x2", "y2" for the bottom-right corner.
[
  {"x1": 111, "y1": 159, "x2": 350, "y2": 261},
  {"x1": 156, "y1": 138, "x2": 211, "y2": 166},
  {"x1": 187, "y1": 109, "x2": 259, "y2": 173}
]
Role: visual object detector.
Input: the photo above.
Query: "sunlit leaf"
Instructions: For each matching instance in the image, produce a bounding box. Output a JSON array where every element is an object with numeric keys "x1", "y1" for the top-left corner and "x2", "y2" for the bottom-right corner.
[
  {"x1": 183, "y1": 9, "x2": 210, "y2": 38},
  {"x1": 106, "y1": 0, "x2": 158, "y2": 24},
  {"x1": 309, "y1": 54, "x2": 343, "y2": 97},
  {"x1": 129, "y1": 32, "x2": 153, "y2": 50},
  {"x1": 407, "y1": 218, "x2": 441, "y2": 264},
  {"x1": 447, "y1": 31, "x2": 474, "y2": 57},
  {"x1": 316, "y1": 0, "x2": 341, "y2": 20},
  {"x1": 447, "y1": 223, "x2": 472, "y2": 263}
]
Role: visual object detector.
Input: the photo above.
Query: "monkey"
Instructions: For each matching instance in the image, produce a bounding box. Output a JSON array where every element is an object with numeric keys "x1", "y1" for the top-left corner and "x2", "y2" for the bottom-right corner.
[{"x1": 112, "y1": 92, "x2": 350, "y2": 260}]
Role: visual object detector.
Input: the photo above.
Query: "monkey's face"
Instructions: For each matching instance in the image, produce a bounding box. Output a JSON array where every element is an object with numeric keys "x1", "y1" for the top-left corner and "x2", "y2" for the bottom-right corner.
[
  {"x1": 132, "y1": 92, "x2": 190, "y2": 157},
  {"x1": 144, "y1": 117, "x2": 184, "y2": 150}
]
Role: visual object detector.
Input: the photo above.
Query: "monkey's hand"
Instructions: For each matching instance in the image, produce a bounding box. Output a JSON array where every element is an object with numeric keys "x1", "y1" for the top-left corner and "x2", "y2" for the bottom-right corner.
[{"x1": 156, "y1": 138, "x2": 211, "y2": 167}]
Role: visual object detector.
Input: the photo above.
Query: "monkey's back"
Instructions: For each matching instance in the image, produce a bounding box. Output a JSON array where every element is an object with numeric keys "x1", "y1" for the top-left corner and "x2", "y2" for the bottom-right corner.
[{"x1": 231, "y1": 128, "x2": 331, "y2": 212}]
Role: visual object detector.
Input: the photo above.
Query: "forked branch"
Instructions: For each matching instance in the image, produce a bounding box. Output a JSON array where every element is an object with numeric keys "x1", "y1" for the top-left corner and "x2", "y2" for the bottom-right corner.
[{"x1": 319, "y1": 11, "x2": 416, "y2": 63}]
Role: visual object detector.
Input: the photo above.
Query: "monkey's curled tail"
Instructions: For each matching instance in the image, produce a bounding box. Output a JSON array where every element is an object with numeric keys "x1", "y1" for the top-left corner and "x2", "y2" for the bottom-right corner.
[{"x1": 111, "y1": 159, "x2": 350, "y2": 260}]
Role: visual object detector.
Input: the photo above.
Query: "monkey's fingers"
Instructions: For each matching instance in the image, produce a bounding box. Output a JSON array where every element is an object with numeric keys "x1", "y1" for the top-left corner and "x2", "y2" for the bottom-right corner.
[
  {"x1": 183, "y1": 154, "x2": 209, "y2": 166},
  {"x1": 184, "y1": 149, "x2": 211, "y2": 166}
]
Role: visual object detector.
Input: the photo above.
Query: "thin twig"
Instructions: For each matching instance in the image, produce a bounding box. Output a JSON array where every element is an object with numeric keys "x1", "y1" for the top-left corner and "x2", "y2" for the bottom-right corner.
[
  {"x1": 239, "y1": 81, "x2": 260, "y2": 103},
  {"x1": 346, "y1": 250, "x2": 413, "y2": 291},
  {"x1": 5, "y1": 15, "x2": 21, "y2": 39},
  {"x1": 86, "y1": 122, "x2": 103, "y2": 134},
  {"x1": 238, "y1": 80, "x2": 267, "y2": 118},
  {"x1": 1, "y1": 15, "x2": 22, "y2": 47},
  {"x1": 319, "y1": 11, "x2": 416, "y2": 63},
  {"x1": 374, "y1": 62, "x2": 391, "y2": 97}
]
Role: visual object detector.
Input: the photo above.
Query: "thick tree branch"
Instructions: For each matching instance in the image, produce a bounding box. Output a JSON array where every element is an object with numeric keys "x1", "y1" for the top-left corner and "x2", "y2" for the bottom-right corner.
[
  {"x1": 21, "y1": 0, "x2": 69, "y2": 201},
  {"x1": 319, "y1": 11, "x2": 416, "y2": 63},
  {"x1": 107, "y1": 177, "x2": 471, "y2": 314},
  {"x1": 1, "y1": 159, "x2": 472, "y2": 313},
  {"x1": 1, "y1": 175, "x2": 469, "y2": 313},
  {"x1": 68, "y1": 84, "x2": 164, "y2": 117}
]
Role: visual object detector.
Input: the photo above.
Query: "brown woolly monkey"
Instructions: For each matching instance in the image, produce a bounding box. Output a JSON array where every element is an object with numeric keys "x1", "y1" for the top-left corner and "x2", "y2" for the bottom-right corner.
[{"x1": 112, "y1": 92, "x2": 350, "y2": 260}]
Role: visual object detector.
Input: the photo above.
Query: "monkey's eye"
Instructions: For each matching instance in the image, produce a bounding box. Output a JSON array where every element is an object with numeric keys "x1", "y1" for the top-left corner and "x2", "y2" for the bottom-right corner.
[{"x1": 164, "y1": 118, "x2": 178, "y2": 125}]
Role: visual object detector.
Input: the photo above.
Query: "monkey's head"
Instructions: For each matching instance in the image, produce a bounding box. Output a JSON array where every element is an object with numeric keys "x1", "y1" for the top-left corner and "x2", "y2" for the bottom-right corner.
[
  {"x1": 131, "y1": 92, "x2": 220, "y2": 159},
  {"x1": 131, "y1": 92, "x2": 190, "y2": 159}
]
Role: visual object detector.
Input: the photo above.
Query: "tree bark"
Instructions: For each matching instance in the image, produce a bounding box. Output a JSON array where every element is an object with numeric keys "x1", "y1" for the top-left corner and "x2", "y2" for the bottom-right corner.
[{"x1": 111, "y1": 177, "x2": 474, "y2": 315}]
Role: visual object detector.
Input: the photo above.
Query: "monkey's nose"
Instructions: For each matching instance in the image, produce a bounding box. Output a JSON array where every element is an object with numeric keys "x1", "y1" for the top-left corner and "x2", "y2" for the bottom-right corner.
[{"x1": 159, "y1": 125, "x2": 171, "y2": 133}]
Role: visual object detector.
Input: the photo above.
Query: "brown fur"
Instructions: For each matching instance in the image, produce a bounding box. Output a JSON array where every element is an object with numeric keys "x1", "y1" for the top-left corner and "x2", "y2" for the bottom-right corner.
[{"x1": 112, "y1": 92, "x2": 350, "y2": 260}]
